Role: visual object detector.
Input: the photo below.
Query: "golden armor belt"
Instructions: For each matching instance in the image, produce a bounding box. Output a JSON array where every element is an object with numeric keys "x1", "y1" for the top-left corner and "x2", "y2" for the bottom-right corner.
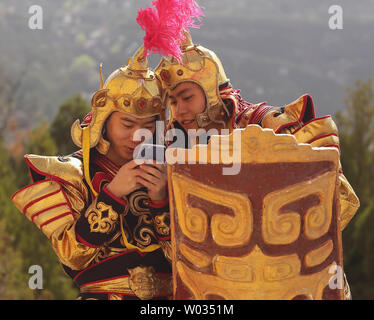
[{"x1": 79, "y1": 266, "x2": 172, "y2": 300}]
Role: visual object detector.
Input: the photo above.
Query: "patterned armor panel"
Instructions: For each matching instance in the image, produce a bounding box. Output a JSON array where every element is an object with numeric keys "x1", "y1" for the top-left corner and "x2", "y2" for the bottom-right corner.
[{"x1": 167, "y1": 125, "x2": 345, "y2": 300}]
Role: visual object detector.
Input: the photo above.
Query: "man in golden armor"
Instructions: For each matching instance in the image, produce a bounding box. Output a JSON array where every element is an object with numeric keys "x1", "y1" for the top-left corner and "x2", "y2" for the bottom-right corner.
[
  {"x1": 153, "y1": 31, "x2": 360, "y2": 299},
  {"x1": 11, "y1": 46, "x2": 173, "y2": 300},
  {"x1": 131, "y1": 0, "x2": 360, "y2": 298}
]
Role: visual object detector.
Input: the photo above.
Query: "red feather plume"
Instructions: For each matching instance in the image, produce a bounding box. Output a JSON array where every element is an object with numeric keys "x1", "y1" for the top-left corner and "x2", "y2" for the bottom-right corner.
[{"x1": 136, "y1": 0, "x2": 204, "y2": 62}]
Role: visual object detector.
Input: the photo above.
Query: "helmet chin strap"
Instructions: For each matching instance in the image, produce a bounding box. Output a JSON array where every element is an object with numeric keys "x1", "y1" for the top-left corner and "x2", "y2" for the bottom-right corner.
[
  {"x1": 196, "y1": 111, "x2": 212, "y2": 128},
  {"x1": 196, "y1": 104, "x2": 229, "y2": 129},
  {"x1": 196, "y1": 97, "x2": 214, "y2": 128}
]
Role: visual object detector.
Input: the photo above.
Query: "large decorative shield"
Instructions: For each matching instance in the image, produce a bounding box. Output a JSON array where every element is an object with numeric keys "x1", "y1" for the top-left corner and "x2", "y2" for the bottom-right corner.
[{"x1": 166, "y1": 125, "x2": 344, "y2": 300}]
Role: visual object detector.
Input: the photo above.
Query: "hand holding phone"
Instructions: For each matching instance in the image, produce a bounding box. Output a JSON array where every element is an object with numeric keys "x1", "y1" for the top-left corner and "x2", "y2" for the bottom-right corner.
[
  {"x1": 134, "y1": 143, "x2": 166, "y2": 165},
  {"x1": 133, "y1": 144, "x2": 168, "y2": 201}
]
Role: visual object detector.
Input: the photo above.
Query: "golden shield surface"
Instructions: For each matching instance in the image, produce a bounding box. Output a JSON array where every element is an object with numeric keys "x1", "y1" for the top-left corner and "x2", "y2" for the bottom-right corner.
[{"x1": 167, "y1": 125, "x2": 343, "y2": 300}]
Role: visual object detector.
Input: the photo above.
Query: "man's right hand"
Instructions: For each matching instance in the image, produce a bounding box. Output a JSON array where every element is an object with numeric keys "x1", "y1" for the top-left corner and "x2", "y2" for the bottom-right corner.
[{"x1": 106, "y1": 160, "x2": 143, "y2": 199}]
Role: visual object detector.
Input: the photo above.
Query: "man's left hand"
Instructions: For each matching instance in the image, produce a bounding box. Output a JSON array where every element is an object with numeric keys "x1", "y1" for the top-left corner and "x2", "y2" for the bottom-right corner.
[{"x1": 136, "y1": 162, "x2": 167, "y2": 202}]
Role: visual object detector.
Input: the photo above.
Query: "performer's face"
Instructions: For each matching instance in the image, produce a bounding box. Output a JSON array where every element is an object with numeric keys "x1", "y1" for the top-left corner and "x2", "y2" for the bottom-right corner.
[
  {"x1": 168, "y1": 82, "x2": 206, "y2": 131},
  {"x1": 105, "y1": 112, "x2": 157, "y2": 165}
]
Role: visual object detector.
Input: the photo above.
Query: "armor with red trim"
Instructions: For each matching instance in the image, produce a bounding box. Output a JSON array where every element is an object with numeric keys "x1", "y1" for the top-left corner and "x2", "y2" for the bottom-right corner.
[
  {"x1": 10, "y1": 44, "x2": 172, "y2": 300},
  {"x1": 232, "y1": 93, "x2": 359, "y2": 231},
  {"x1": 155, "y1": 31, "x2": 359, "y2": 233},
  {"x1": 140, "y1": 0, "x2": 358, "y2": 300},
  {"x1": 11, "y1": 151, "x2": 172, "y2": 300},
  {"x1": 153, "y1": 30, "x2": 357, "y2": 301}
]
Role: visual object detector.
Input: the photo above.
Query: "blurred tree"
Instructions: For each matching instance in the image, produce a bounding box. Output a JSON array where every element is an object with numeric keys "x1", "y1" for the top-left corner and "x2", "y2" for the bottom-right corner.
[
  {"x1": 12, "y1": 118, "x2": 59, "y2": 191},
  {"x1": 4, "y1": 122, "x2": 79, "y2": 300},
  {"x1": 0, "y1": 68, "x2": 26, "y2": 138},
  {"x1": 50, "y1": 93, "x2": 90, "y2": 155},
  {"x1": 0, "y1": 137, "x2": 56, "y2": 299},
  {"x1": 350, "y1": 201, "x2": 374, "y2": 298},
  {"x1": 7, "y1": 95, "x2": 91, "y2": 299},
  {"x1": 26, "y1": 120, "x2": 58, "y2": 156},
  {"x1": 0, "y1": 220, "x2": 34, "y2": 300},
  {"x1": 335, "y1": 79, "x2": 374, "y2": 207},
  {"x1": 335, "y1": 79, "x2": 374, "y2": 299},
  {"x1": 70, "y1": 55, "x2": 96, "y2": 73},
  {"x1": 0, "y1": 138, "x2": 33, "y2": 299}
]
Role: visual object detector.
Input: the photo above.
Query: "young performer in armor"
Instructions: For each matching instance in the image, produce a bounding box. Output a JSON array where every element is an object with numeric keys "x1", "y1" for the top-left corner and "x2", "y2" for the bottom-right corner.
[
  {"x1": 11, "y1": 46, "x2": 172, "y2": 300},
  {"x1": 137, "y1": 0, "x2": 359, "y2": 299},
  {"x1": 151, "y1": 33, "x2": 359, "y2": 234}
]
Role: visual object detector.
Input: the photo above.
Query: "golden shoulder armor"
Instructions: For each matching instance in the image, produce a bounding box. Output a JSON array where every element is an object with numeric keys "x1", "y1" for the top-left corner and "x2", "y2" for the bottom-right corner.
[
  {"x1": 24, "y1": 154, "x2": 87, "y2": 196},
  {"x1": 247, "y1": 94, "x2": 340, "y2": 151},
  {"x1": 244, "y1": 95, "x2": 360, "y2": 232},
  {"x1": 11, "y1": 179, "x2": 76, "y2": 239},
  {"x1": 261, "y1": 94, "x2": 316, "y2": 133},
  {"x1": 12, "y1": 154, "x2": 89, "y2": 228}
]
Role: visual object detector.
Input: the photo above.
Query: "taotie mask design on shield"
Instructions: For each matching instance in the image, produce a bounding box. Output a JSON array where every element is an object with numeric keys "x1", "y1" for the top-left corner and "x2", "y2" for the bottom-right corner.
[{"x1": 167, "y1": 125, "x2": 344, "y2": 300}]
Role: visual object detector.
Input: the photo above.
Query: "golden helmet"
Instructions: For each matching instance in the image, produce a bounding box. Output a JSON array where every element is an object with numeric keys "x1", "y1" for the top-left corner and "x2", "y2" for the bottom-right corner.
[
  {"x1": 155, "y1": 32, "x2": 231, "y2": 128},
  {"x1": 70, "y1": 45, "x2": 165, "y2": 197},
  {"x1": 71, "y1": 45, "x2": 165, "y2": 155}
]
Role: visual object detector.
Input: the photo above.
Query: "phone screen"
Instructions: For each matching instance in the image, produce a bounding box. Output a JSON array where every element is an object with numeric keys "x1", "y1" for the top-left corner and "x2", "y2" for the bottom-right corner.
[{"x1": 134, "y1": 144, "x2": 166, "y2": 165}]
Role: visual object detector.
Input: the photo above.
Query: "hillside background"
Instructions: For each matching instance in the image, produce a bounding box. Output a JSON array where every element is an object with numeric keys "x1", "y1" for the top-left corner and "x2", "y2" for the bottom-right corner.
[
  {"x1": 0, "y1": 0, "x2": 373, "y2": 300},
  {"x1": 1, "y1": 0, "x2": 373, "y2": 129}
]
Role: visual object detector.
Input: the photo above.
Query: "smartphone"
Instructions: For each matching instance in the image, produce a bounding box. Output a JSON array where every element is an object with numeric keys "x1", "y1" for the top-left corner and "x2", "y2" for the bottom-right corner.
[{"x1": 134, "y1": 143, "x2": 166, "y2": 165}]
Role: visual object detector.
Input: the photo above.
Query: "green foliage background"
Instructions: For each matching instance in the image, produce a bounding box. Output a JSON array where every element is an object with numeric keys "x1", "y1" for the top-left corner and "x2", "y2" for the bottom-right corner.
[
  {"x1": 1, "y1": 80, "x2": 374, "y2": 299},
  {"x1": 335, "y1": 79, "x2": 374, "y2": 299},
  {"x1": 0, "y1": 94, "x2": 90, "y2": 300},
  {"x1": 0, "y1": 0, "x2": 373, "y2": 300}
]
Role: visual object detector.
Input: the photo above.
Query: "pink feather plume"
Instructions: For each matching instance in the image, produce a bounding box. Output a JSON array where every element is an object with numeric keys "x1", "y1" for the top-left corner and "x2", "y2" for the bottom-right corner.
[{"x1": 136, "y1": 0, "x2": 204, "y2": 62}]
